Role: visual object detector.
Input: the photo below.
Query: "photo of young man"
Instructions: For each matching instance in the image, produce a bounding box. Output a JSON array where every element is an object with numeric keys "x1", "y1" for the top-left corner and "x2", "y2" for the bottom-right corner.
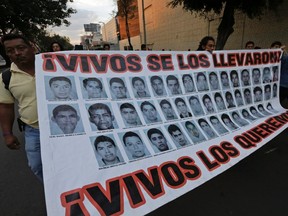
[
  {"x1": 119, "y1": 103, "x2": 142, "y2": 127},
  {"x1": 159, "y1": 99, "x2": 178, "y2": 120},
  {"x1": 150, "y1": 75, "x2": 167, "y2": 96},
  {"x1": 122, "y1": 131, "x2": 151, "y2": 160},
  {"x1": 93, "y1": 135, "x2": 124, "y2": 167},
  {"x1": 46, "y1": 76, "x2": 78, "y2": 101},
  {"x1": 50, "y1": 104, "x2": 84, "y2": 135},
  {"x1": 184, "y1": 121, "x2": 206, "y2": 144},
  {"x1": 147, "y1": 128, "x2": 171, "y2": 153},
  {"x1": 82, "y1": 77, "x2": 107, "y2": 99},
  {"x1": 88, "y1": 103, "x2": 118, "y2": 131},
  {"x1": 167, "y1": 124, "x2": 190, "y2": 148}
]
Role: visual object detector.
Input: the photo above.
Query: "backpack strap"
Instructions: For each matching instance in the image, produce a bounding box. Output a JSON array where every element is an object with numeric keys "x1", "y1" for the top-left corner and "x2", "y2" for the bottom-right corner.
[{"x1": 2, "y1": 68, "x2": 11, "y2": 90}]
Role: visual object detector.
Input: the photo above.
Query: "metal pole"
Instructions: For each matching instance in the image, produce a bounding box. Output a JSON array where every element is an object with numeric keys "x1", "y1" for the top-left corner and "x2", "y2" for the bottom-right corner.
[{"x1": 142, "y1": 0, "x2": 147, "y2": 45}]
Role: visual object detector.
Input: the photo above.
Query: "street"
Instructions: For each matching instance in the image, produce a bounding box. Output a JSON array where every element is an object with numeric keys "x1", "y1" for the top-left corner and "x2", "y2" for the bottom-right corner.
[{"x1": 0, "y1": 124, "x2": 287, "y2": 215}]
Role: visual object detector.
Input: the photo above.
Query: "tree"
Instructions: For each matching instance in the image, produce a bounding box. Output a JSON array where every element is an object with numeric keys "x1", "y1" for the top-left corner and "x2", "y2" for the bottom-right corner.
[
  {"x1": 117, "y1": 0, "x2": 137, "y2": 50},
  {"x1": 168, "y1": 0, "x2": 284, "y2": 50},
  {"x1": 36, "y1": 31, "x2": 74, "y2": 52},
  {"x1": 0, "y1": 0, "x2": 76, "y2": 66}
]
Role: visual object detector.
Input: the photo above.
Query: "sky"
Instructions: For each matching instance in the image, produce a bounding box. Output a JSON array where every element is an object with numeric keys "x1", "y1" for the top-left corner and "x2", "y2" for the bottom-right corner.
[{"x1": 50, "y1": 0, "x2": 116, "y2": 45}]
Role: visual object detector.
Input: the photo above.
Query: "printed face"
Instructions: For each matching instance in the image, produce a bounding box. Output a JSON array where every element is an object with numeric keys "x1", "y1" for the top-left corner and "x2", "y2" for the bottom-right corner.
[
  {"x1": 142, "y1": 104, "x2": 158, "y2": 122},
  {"x1": 252, "y1": 69, "x2": 261, "y2": 84},
  {"x1": 133, "y1": 80, "x2": 145, "y2": 94},
  {"x1": 86, "y1": 80, "x2": 102, "y2": 98},
  {"x1": 110, "y1": 82, "x2": 126, "y2": 99},
  {"x1": 231, "y1": 73, "x2": 239, "y2": 87},
  {"x1": 171, "y1": 130, "x2": 187, "y2": 146},
  {"x1": 254, "y1": 90, "x2": 263, "y2": 102},
  {"x1": 200, "y1": 121, "x2": 214, "y2": 137},
  {"x1": 183, "y1": 75, "x2": 194, "y2": 92},
  {"x1": 121, "y1": 107, "x2": 138, "y2": 125},
  {"x1": 226, "y1": 94, "x2": 234, "y2": 106},
  {"x1": 263, "y1": 68, "x2": 271, "y2": 80},
  {"x1": 209, "y1": 74, "x2": 219, "y2": 90},
  {"x1": 4, "y1": 38, "x2": 35, "y2": 67},
  {"x1": 221, "y1": 73, "x2": 229, "y2": 87},
  {"x1": 150, "y1": 133, "x2": 169, "y2": 151},
  {"x1": 51, "y1": 80, "x2": 72, "y2": 100},
  {"x1": 273, "y1": 68, "x2": 279, "y2": 81},
  {"x1": 53, "y1": 110, "x2": 79, "y2": 134},
  {"x1": 265, "y1": 87, "x2": 271, "y2": 100},
  {"x1": 215, "y1": 96, "x2": 226, "y2": 110},
  {"x1": 197, "y1": 75, "x2": 207, "y2": 91},
  {"x1": 167, "y1": 79, "x2": 179, "y2": 94},
  {"x1": 235, "y1": 93, "x2": 244, "y2": 105},
  {"x1": 241, "y1": 71, "x2": 250, "y2": 85},
  {"x1": 244, "y1": 90, "x2": 252, "y2": 103},
  {"x1": 152, "y1": 78, "x2": 164, "y2": 95},
  {"x1": 161, "y1": 103, "x2": 175, "y2": 119},
  {"x1": 96, "y1": 141, "x2": 117, "y2": 164},
  {"x1": 186, "y1": 123, "x2": 200, "y2": 137},
  {"x1": 204, "y1": 98, "x2": 214, "y2": 112},
  {"x1": 190, "y1": 98, "x2": 203, "y2": 113},
  {"x1": 90, "y1": 109, "x2": 113, "y2": 130},
  {"x1": 176, "y1": 101, "x2": 188, "y2": 114},
  {"x1": 125, "y1": 136, "x2": 145, "y2": 158}
]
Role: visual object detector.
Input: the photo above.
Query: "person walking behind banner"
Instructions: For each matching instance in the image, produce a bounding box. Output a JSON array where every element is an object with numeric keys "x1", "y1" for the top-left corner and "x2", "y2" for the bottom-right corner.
[
  {"x1": 0, "y1": 34, "x2": 42, "y2": 181},
  {"x1": 197, "y1": 36, "x2": 215, "y2": 53},
  {"x1": 271, "y1": 41, "x2": 288, "y2": 107},
  {"x1": 245, "y1": 41, "x2": 255, "y2": 49},
  {"x1": 49, "y1": 41, "x2": 64, "y2": 52}
]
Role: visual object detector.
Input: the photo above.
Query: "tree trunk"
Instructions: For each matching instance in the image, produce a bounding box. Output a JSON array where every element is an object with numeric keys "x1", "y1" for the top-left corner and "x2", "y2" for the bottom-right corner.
[
  {"x1": 216, "y1": 1, "x2": 235, "y2": 50},
  {"x1": 125, "y1": 15, "x2": 133, "y2": 50}
]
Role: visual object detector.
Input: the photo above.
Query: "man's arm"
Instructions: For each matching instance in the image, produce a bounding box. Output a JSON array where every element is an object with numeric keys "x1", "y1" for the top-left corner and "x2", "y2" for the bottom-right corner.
[{"x1": 0, "y1": 103, "x2": 20, "y2": 149}]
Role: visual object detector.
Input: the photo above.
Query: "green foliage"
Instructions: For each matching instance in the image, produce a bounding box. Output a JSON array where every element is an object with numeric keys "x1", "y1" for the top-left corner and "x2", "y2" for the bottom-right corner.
[
  {"x1": 0, "y1": 0, "x2": 76, "y2": 38},
  {"x1": 36, "y1": 31, "x2": 74, "y2": 52}
]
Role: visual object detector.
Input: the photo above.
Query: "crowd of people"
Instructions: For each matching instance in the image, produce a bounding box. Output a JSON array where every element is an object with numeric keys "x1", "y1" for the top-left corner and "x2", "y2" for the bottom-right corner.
[{"x1": 0, "y1": 33, "x2": 287, "y2": 184}]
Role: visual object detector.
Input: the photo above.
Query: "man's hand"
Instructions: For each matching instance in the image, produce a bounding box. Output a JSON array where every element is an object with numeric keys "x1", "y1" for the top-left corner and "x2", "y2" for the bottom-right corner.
[{"x1": 4, "y1": 134, "x2": 21, "y2": 150}]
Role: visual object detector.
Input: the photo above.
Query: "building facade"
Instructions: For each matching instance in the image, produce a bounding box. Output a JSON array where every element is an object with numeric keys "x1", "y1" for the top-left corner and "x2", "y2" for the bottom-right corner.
[{"x1": 117, "y1": 0, "x2": 288, "y2": 51}]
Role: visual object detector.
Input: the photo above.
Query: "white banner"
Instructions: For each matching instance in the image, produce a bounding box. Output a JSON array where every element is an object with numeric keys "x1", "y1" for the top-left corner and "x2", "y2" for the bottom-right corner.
[{"x1": 36, "y1": 49, "x2": 288, "y2": 216}]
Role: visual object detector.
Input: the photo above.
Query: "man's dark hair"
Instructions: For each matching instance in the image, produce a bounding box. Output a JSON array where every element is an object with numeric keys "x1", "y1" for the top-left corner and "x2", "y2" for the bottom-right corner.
[
  {"x1": 1, "y1": 34, "x2": 31, "y2": 48},
  {"x1": 109, "y1": 77, "x2": 125, "y2": 87},
  {"x1": 245, "y1": 41, "x2": 255, "y2": 48},
  {"x1": 49, "y1": 41, "x2": 64, "y2": 52},
  {"x1": 132, "y1": 77, "x2": 145, "y2": 86},
  {"x1": 166, "y1": 75, "x2": 179, "y2": 84},
  {"x1": 49, "y1": 76, "x2": 72, "y2": 86},
  {"x1": 120, "y1": 103, "x2": 136, "y2": 111},
  {"x1": 197, "y1": 36, "x2": 215, "y2": 51},
  {"x1": 83, "y1": 77, "x2": 102, "y2": 89},
  {"x1": 160, "y1": 99, "x2": 171, "y2": 108},
  {"x1": 253, "y1": 86, "x2": 262, "y2": 94},
  {"x1": 196, "y1": 72, "x2": 206, "y2": 81},
  {"x1": 150, "y1": 75, "x2": 163, "y2": 84},
  {"x1": 52, "y1": 105, "x2": 77, "y2": 118},
  {"x1": 88, "y1": 103, "x2": 111, "y2": 116},
  {"x1": 94, "y1": 135, "x2": 115, "y2": 150},
  {"x1": 141, "y1": 44, "x2": 147, "y2": 50},
  {"x1": 182, "y1": 74, "x2": 193, "y2": 83},
  {"x1": 270, "y1": 41, "x2": 282, "y2": 48},
  {"x1": 140, "y1": 101, "x2": 156, "y2": 111},
  {"x1": 202, "y1": 94, "x2": 211, "y2": 103},
  {"x1": 167, "y1": 124, "x2": 181, "y2": 135},
  {"x1": 175, "y1": 97, "x2": 185, "y2": 106},
  {"x1": 122, "y1": 132, "x2": 142, "y2": 146},
  {"x1": 147, "y1": 128, "x2": 164, "y2": 140}
]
